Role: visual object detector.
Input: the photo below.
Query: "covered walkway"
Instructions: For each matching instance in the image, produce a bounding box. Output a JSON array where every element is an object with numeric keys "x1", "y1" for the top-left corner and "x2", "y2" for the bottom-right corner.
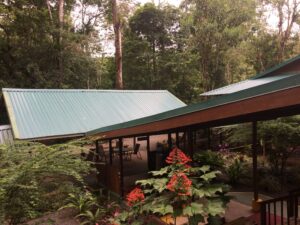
[{"x1": 86, "y1": 55, "x2": 300, "y2": 224}]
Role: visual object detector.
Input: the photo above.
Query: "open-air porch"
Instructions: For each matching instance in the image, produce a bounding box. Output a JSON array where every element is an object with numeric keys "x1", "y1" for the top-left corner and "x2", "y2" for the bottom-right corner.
[{"x1": 85, "y1": 58, "x2": 300, "y2": 224}]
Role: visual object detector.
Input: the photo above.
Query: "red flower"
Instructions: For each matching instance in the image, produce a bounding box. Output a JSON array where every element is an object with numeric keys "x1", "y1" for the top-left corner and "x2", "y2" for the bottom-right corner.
[
  {"x1": 166, "y1": 147, "x2": 192, "y2": 165},
  {"x1": 166, "y1": 172, "x2": 192, "y2": 196},
  {"x1": 126, "y1": 187, "x2": 145, "y2": 206}
]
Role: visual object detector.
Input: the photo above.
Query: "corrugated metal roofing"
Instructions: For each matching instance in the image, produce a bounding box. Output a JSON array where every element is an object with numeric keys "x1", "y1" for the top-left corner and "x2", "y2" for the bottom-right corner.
[
  {"x1": 200, "y1": 53, "x2": 300, "y2": 96},
  {"x1": 200, "y1": 75, "x2": 293, "y2": 96},
  {"x1": 86, "y1": 73, "x2": 300, "y2": 137},
  {"x1": 251, "y1": 54, "x2": 300, "y2": 79},
  {"x1": 2, "y1": 89, "x2": 186, "y2": 140}
]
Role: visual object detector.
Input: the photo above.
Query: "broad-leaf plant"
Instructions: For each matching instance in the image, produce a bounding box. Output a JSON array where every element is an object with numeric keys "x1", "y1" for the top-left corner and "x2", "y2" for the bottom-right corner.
[{"x1": 113, "y1": 147, "x2": 230, "y2": 225}]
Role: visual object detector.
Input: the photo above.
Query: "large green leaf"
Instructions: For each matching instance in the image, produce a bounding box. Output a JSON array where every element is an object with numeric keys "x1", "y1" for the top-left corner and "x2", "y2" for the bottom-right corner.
[
  {"x1": 151, "y1": 204, "x2": 174, "y2": 215},
  {"x1": 200, "y1": 171, "x2": 220, "y2": 182},
  {"x1": 136, "y1": 178, "x2": 168, "y2": 193},
  {"x1": 199, "y1": 165, "x2": 211, "y2": 173},
  {"x1": 152, "y1": 178, "x2": 169, "y2": 193},
  {"x1": 206, "y1": 200, "x2": 226, "y2": 216},
  {"x1": 183, "y1": 202, "x2": 204, "y2": 216},
  {"x1": 192, "y1": 184, "x2": 223, "y2": 198},
  {"x1": 150, "y1": 166, "x2": 170, "y2": 176},
  {"x1": 136, "y1": 178, "x2": 156, "y2": 187}
]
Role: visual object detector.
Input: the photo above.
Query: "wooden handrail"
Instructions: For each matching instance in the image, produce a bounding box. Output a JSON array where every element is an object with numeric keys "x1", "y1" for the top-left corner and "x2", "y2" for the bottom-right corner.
[{"x1": 260, "y1": 191, "x2": 300, "y2": 225}]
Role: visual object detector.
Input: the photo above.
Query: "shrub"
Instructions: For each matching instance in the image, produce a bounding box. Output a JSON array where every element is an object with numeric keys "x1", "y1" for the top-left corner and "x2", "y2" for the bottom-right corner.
[
  {"x1": 113, "y1": 147, "x2": 230, "y2": 225},
  {"x1": 258, "y1": 175, "x2": 281, "y2": 193},
  {"x1": 226, "y1": 159, "x2": 244, "y2": 185},
  {"x1": 0, "y1": 141, "x2": 91, "y2": 225},
  {"x1": 61, "y1": 189, "x2": 119, "y2": 225},
  {"x1": 194, "y1": 150, "x2": 224, "y2": 170}
]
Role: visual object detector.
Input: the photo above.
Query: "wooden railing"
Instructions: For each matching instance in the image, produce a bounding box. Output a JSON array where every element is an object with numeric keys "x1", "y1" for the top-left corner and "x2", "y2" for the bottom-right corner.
[{"x1": 260, "y1": 189, "x2": 300, "y2": 225}]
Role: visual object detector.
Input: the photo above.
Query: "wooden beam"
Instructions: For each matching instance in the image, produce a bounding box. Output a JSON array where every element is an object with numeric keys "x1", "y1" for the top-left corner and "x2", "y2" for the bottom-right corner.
[
  {"x1": 119, "y1": 138, "x2": 124, "y2": 197},
  {"x1": 252, "y1": 121, "x2": 258, "y2": 201}
]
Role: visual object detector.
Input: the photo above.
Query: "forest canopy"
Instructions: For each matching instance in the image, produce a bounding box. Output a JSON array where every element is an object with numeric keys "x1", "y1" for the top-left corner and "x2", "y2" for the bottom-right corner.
[{"x1": 0, "y1": 0, "x2": 300, "y2": 103}]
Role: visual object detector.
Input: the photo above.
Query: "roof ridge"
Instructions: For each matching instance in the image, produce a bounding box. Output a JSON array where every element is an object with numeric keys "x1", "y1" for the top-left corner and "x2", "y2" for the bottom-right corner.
[
  {"x1": 201, "y1": 74, "x2": 296, "y2": 96},
  {"x1": 2, "y1": 88, "x2": 169, "y2": 93},
  {"x1": 250, "y1": 54, "x2": 300, "y2": 79}
]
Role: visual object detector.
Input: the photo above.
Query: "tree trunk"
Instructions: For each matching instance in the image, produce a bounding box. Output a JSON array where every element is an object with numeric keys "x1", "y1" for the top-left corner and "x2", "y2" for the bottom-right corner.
[
  {"x1": 112, "y1": 0, "x2": 123, "y2": 89},
  {"x1": 46, "y1": 0, "x2": 53, "y2": 22},
  {"x1": 152, "y1": 39, "x2": 156, "y2": 89},
  {"x1": 58, "y1": 0, "x2": 64, "y2": 86}
]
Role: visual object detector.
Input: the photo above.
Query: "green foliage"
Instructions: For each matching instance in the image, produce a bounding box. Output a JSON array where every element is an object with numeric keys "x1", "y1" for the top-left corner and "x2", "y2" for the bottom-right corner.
[
  {"x1": 61, "y1": 187, "x2": 119, "y2": 225},
  {"x1": 0, "y1": 141, "x2": 91, "y2": 225},
  {"x1": 194, "y1": 150, "x2": 224, "y2": 170},
  {"x1": 259, "y1": 117, "x2": 300, "y2": 176},
  {"x1": 123, "y1": 3, "x2": 200, "y2": 103},
  {"x1": 60, "y1": 192, "x2": 97, "y2": 215},
  {"x1": 225, "y1": 159, "x2": 245, "y2": 185},
  {"x1": 113, "y1": 148, "x2": 229, "y2": 225},
  {"x1": 1, "y1": 0, "x2": 300, "y2": 105},
  {"x1": 182, "y1": 0, "x2": 257, "y2": 91},
  {"x1": 78, "y1": 208, "x2": 106, "y2": 225},
  {"x1": 0, "y1": 0, "x2": 112, "y2": 90},
  {"x1": 258, "y1": 175, "x2": 281, "y2": 193}
]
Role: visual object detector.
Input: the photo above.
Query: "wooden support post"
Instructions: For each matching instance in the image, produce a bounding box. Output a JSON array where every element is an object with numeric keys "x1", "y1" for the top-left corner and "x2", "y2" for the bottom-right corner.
[
  {"x1": 95, "y1": 140, "x2": 99, "y2": 151},
  {"x1": 183, "y1": 131, "x2": 187, "y2": 150},
  {"x1": 146, "y1": 136, "x2": 150, "y2": 170},
  {"x1": 119, "y1": 138, "x2": 124, "y2": 197},
  {"x1": 109, "y1": 139, "x2": 113, "y2": 165},
  {"x1": 219, "y1": 131, "x2": 223, "y2": 145},
  {"x1": 193, "y1": 130, "x2": 197, "y2": 147},
  {"x1": 187, "y1": 128, "x2": 194, "y2": 159},
  {"x1": 176, "y1": 131, "x2": 179, "y2": 147},
  {"x1": 168, "y1": 132, "x2": 172, "y2": 152},
  {"x1": 252, "y1": 121, "x2": 259, "y2": 202},
  {"x1": 95, "y1": 140, "x2": 99, "y2": 162},
  {"x1": 207, "y1": 128, "x2": 211, "y2": 150},
  {"x1": 133, "y1": 136, "x2": 136, "y2": 147}
]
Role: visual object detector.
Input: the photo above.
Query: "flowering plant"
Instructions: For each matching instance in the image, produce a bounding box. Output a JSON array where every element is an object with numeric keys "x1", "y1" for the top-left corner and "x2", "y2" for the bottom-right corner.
[
  {"x1": 113, "y1": 147, "x2": 230, "y2": 225},
  {"x1": 126, "y1": 187, "x2": 145, "y2": 206},
  {"x1": 166, "y1": 172, "x2": 192, "y2": 196}
]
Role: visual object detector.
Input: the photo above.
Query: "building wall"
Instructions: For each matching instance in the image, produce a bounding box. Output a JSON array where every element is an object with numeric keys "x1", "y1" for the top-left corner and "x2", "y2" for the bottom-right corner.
[{"x1": 0, "y1": 125, "x2": 13, "y2": 145}]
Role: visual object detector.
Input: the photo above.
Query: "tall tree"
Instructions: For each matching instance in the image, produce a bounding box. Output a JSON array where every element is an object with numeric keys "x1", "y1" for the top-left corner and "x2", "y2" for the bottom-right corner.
[
  {"x1": 0, "y1": 0, "x2": 109, "y2": 90},
  {"x1": 58, "y1": 0, "x2": 64, "y2": 86},
  {"x1": 263, "y1": 0, "x2": 300, "y2": 62},
  {"x1": 182, "y1": 0, "x2": 257, "y2": 91},
  {"x1": 112, "y1": 0, "x2": 123, "y2": 89}
]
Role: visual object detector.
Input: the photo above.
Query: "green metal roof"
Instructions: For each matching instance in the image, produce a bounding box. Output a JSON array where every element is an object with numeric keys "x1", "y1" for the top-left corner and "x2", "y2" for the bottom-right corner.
[
  {"x1": 251, "y1": 54, "x2": 300, "y2": 79},
  {"x1": 200, "y1": 75, "x2": 293, "y2": 96},
  {"x1": 201, "y1": 54, "x2": 300, "y2": 96},
  {"x1": 2, "y1": 89, "x2": 186, "y2": 140},
  {"x1": 86, "y1": 73, "x2": 300, "y2": 137}
]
